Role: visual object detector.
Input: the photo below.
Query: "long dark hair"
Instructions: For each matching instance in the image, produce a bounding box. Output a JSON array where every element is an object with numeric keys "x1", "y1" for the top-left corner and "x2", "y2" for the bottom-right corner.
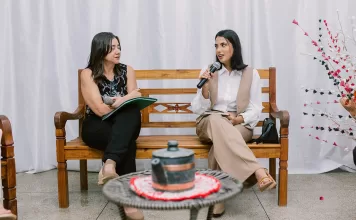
[
  {"x1": 215, "y1": 29, "x2": 247, "y2": 71},
  {"x1": 86, "y1": 32, "x2": 121, "y2": 84}
]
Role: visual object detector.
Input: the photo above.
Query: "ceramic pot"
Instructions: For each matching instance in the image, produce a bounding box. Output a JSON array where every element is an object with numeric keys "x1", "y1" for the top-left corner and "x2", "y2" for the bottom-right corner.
[{"x1": 151, "y1": 140, "x2": 195, "y2": 192}]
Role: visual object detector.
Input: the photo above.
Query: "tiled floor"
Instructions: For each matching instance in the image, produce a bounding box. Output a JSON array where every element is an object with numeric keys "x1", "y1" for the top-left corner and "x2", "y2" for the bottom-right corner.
[{"x1": 16, "y1": 169, "x2": 356, "y2": 220}]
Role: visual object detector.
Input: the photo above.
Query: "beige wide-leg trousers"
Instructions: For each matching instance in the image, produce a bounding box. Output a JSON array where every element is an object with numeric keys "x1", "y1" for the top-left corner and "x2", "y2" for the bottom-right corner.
[{"x1": 196, "y1": 114, "x2": 262, "y2": 183}]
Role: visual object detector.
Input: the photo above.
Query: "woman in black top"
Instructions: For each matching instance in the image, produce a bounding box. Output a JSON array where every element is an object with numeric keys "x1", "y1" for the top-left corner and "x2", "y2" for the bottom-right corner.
[{"x1": 80, "y1": 32, "x2": 143, "y2": 220}]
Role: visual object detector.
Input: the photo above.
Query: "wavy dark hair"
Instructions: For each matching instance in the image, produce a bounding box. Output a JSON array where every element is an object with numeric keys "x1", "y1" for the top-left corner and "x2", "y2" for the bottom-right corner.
[
  {"x1": 86, "y1": 32, "x2": 121, "y2": 84},
  {"x1": 215, "y1": 29, "x2": 248, "y2": 71}
]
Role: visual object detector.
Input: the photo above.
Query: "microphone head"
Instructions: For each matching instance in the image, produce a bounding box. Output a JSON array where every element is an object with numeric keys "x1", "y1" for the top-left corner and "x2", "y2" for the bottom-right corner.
[
  {"x1": 212, "y1": 62, "x2": 222, "y2": 69},
  {"x1": 209, "y1": 62, "x2": 222, "y2": 73},
  {"x1": 197, "y1": 62, "x2": 221, "y2": 88}
]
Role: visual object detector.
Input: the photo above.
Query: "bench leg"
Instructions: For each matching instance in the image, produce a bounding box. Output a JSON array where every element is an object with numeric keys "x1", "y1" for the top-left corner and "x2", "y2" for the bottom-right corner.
[
  {"x1": 269, "y1": 158, "x2": 276, "y2": 181},
  {"x1": 2, "y1": 158, "x2": 17, "y2": 215},
  {"x1": 278, "y1": 159, "x2": 288, "y2": 206},
  {"x1": 80, "y1": 160, "x2": 88, "y2": 191},
  {"x1": 58, "y1": 162, "x2": 69, "y2": 208},
  {"x1": 3, "y1": 198, "x2": 17, "y2": 216}
]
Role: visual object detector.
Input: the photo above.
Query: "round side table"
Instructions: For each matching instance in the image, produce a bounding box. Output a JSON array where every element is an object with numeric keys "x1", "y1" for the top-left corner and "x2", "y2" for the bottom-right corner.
[{"x1": 102, "y1": 169, "x2": 243, "y2": 220}]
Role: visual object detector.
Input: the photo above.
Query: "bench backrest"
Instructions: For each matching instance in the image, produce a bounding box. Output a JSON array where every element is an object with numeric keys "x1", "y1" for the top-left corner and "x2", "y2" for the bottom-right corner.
[{"x1": 78, "y1": 67, "x2": 276, "y2": 134}]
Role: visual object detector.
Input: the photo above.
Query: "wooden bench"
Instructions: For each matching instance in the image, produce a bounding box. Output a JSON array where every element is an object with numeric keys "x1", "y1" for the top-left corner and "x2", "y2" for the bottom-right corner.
[
  {"x1": 54, "y1": 67, "x2": 289, "y2": 208},
  {"x1": 0, "y1": 115, "x2": 17, "y2": 215}
]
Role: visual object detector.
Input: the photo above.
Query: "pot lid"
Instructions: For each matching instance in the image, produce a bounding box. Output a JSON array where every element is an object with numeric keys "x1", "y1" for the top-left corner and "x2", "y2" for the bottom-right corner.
[{"x1": 152, "y1": 140, "x2": 194, "y2": 158}]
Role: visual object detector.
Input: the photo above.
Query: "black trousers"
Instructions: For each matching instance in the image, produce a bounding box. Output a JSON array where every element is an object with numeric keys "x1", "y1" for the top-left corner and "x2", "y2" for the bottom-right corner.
[
  {"x1": 353, "y1": 147, "x2": 356, "y2": 166},
  {"x1": 81, "y1": 105, "x2": 141, "y2": 175}
]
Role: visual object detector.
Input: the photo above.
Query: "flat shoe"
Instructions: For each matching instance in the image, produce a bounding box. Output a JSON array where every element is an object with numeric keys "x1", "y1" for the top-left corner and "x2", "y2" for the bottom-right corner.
[{"x1": 98, "y1": 168, "x2": 119, "y2": 185}]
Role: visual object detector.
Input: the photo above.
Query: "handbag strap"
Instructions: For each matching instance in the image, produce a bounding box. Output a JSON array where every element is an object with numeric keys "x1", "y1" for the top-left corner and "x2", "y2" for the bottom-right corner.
[{"x1": 251, "y1": 123, "x2": 273, "y2": 144}]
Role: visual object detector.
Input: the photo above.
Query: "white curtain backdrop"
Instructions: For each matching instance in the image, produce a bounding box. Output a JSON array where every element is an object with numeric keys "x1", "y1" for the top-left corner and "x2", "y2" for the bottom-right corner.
[{"x1": 1, "y1": 0, "x2": 356, "y2": 174}]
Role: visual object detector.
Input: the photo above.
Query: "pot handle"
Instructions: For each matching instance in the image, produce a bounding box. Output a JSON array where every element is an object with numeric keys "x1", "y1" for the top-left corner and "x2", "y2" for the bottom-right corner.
[
  {"x1": 151, "y1": 158, "x2": 168, "y2": 185},
  {"x1": 167, "y1": 140, "x2": 179, "y2": 151}
]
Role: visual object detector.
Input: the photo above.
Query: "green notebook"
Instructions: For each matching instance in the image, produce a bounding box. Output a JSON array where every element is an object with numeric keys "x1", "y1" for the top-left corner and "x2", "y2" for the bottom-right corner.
[{"x1": 102, "y1": 97, "x2": 157, "y2": 120}]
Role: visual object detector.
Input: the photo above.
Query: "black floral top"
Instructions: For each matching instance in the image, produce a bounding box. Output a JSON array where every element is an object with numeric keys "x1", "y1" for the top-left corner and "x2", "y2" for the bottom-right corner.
[{"x1": 85, "y1": 63, "x2": 128, "y2": 116}]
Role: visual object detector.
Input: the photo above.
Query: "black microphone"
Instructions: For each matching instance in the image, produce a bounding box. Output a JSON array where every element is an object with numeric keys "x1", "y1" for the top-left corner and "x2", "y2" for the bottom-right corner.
[{"x1": 197, "y1": 62, "x2": 222, "y2": 89}]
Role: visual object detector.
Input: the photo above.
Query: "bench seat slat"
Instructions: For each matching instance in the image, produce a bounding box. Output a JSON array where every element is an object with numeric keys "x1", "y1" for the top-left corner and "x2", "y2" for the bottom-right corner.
[
  {"x1": 65, "y1": 136, "x2": 280, "y2": 150},
  {"x1": 64, "y1": 136, "x2": 281, "y2": 160}
]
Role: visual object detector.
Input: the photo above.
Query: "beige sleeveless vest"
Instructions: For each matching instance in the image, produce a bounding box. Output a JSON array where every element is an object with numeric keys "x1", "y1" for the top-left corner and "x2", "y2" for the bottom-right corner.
[{"x1": 208, "y1": 66, "x2": 253, "y2": 117}]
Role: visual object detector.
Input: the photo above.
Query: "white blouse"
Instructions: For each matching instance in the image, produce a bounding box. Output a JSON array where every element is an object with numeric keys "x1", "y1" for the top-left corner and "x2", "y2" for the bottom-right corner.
[{"x1": 191, "y1": 65, "x2": 264, "y2": 128}]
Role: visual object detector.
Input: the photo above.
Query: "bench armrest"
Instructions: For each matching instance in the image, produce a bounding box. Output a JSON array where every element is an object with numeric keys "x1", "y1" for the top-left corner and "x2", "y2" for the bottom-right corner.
[
  {"x1": 54, "y1": 105, "x2": 85, "y2": 130},
  {"x1": 270, "y1": 103, "x2": 290, "y2": 133},
  {"x1": 0, "y1": 115, "x2": 14, "y2": 146}
]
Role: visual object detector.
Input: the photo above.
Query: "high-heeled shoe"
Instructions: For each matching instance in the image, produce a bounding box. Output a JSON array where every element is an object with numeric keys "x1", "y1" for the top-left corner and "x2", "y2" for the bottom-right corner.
[
  {"x1": 258, "y1": 169, "x2": 277, "y2": 192},
  {"x1": 265, "y1": 169, "x2": 277, "y2": 190},
  {"x1": 98, "y1": 159, "x2": 119, "y2": 185}
]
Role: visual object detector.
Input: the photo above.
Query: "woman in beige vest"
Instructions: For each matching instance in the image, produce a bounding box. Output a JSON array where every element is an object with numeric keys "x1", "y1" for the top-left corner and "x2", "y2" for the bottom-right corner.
[{"x1": 191, "y1": 29, "x2": 276, "y2": 217}]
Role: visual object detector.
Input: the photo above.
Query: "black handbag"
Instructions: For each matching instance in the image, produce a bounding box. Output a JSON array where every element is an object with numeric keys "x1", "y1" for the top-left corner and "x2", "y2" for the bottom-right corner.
[{"x1": 251, "y1": 118, "x2": 279, "y2": 144}]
